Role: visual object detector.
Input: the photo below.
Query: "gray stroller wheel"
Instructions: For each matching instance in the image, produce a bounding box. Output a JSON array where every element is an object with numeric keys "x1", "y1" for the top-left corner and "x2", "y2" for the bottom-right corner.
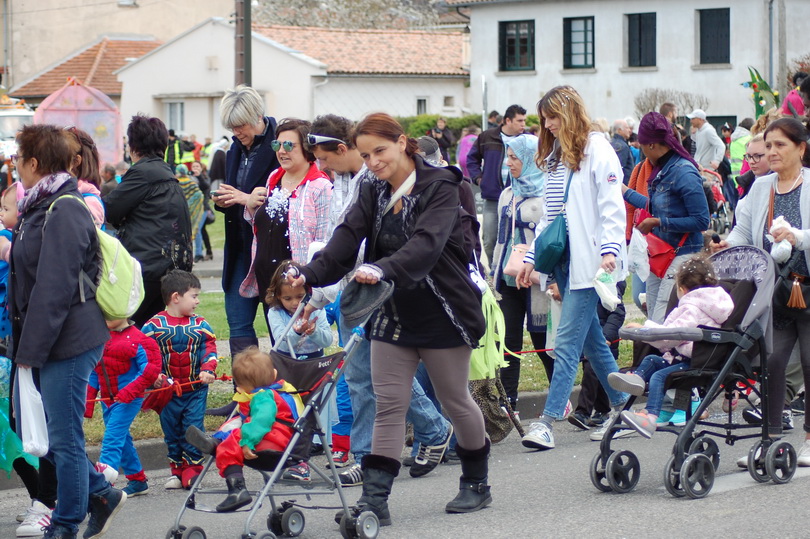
[
  {"x1": 689, "y1": 436, "x2": 721, "y2": 471},
  {"x1": 589, "y1": 451, "x2": 613, "y2": 492},
  {"x1": 663, "y1": 456, "x2": 685, "y2": 497},
  {"x1": 281, "y1": 507, "x2": 305, "y2": 537},
  {"x1": 765, "y1": 440, "x2": 797, "y2": 484},
  {"x1": 605, "y1": 450, "x2": 640, "y2": 494},
  {"x1": 166, "y1": 527, "x2": 185, "y2": 539},
  {"x1": 355, "y1": 511, "x2": 380, "y2": 539},
  {"x1": 680, "y1": 453, "x2": 715, "y2": 499},
  {"x1": 180, "y1": 526, "x2": 206, "y2": 539},
  {"x1": 747, "y1": 441, "x2": 769, "y2": 483}
]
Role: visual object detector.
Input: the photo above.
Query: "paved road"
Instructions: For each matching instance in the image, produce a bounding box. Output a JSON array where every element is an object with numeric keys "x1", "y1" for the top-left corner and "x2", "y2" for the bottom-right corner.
[{"x1": 2, "y1": 415, "x2": 807, "y2": 538}]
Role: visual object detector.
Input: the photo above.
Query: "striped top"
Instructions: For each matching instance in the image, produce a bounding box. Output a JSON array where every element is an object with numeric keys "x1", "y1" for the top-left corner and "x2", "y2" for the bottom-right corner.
[{"x1": 545, "y1": 158, "x2": 569, "y2": 222}]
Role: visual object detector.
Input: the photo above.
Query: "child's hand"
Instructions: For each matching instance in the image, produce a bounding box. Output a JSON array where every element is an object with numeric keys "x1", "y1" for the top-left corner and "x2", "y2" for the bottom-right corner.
[
  {"x1": 199, "y1": 371, "x2": 216, "y2": 384},
  {"x1": 625, "y1": 322, "x2": 642, "y2": 329},
  {"x1": 294, "y1": 316, "x2": 317, "y2": 336},
  {"x1": 242, "y1": 445, "x2": 257, "y2": 460}
]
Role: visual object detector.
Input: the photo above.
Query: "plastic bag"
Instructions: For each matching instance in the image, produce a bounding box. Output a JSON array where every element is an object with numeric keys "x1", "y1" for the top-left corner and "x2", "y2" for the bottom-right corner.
[
  {"x1": 546, "y1": 289, "x2": 562, "y2": 359},
  {"x1": 592, "y1": 269, "x2": 620, "y2": 312},
  {"x1": 769, "y1": 216, "x2": 794, "y2": 264},
  {"x1": 627, "y1": 228, "x2": 650, "y2": 282},
  {"x1": 18, "y1": 368, "x2": 49, "y2": 457}
]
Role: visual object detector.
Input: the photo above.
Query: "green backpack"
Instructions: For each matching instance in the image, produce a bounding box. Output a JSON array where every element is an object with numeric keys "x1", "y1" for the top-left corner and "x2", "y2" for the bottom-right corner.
[{"x1": 46, "y1": 194, "x2": 145, "y2": 320}]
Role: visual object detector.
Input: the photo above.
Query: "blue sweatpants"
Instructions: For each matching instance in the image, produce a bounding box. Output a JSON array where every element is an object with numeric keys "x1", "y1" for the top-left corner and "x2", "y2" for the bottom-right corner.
[
  {"x1": 100, "y1": 398, "x2": 145, "y2": 476},
  {"x1": 159, "y1": 387, "x2": 207, "y2": 466}
]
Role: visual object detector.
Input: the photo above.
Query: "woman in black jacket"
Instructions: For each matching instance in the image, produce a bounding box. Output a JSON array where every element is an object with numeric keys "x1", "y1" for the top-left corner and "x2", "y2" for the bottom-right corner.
[
  {"x1": 104, "y1": 115, "x2": 192, "y2": 326},
  {"x1": 11, "y1": 125, "x2": 123, "y2": 538},
  {"x1": 290, "y1": 113, "x2": 490, "y2": 525}
]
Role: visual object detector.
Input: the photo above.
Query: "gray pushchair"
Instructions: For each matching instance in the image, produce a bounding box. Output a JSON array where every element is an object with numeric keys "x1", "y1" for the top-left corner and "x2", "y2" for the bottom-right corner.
[
  {"x1": 166, "y1": 282, "x2": 393, "y2": 539},
  {"x1": 590, "y1": 246, "x2": 798, "y2": 499}
]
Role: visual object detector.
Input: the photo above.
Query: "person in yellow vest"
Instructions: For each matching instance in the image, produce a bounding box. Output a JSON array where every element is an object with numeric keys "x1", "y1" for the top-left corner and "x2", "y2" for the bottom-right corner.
[
  {"x1": 729, "y1": 117, "x2": 754, "y2": 178},
  {"x1": 165, "y1": 129, "x2": 184, "y2": 172}
]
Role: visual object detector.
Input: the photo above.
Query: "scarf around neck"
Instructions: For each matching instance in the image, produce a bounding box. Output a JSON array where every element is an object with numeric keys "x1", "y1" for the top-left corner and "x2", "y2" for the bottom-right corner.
[{"x1": 18, "y1": 172, "x2": 73, "y2": 214}]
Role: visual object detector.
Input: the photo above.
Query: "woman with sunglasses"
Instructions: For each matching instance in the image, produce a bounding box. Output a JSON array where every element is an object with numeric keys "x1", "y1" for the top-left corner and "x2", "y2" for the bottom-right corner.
[{"x1": 241, "y1": 118, "x2": 332, "y2": 336}]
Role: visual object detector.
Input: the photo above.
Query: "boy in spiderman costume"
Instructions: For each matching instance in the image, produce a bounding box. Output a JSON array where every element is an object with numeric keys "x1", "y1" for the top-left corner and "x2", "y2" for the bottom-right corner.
[{"x1": 142, "y1": 270, "x2": 218, "y2": 490}]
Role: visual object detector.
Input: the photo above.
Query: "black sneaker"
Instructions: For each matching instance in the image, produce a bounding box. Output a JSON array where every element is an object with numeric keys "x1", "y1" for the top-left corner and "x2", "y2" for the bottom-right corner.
[
  {"x1": 410, "y1": 424, "x2": 453, "y2": 478},
  {"x1": 567, "y1": 410, "x2": 591, "y2": 431},
  {"x1": 742, "y1": 406, "x2": 763, "y2": 424},
  {"x1": 83, "y1": 488, "x2": 126, "y2": 539},
  {"x1": 44, "y1": 524, "x2": 77, "y2": 539},
  {"x1": 790, "y1": 393, "x2": 805, "y2": 415},
  {"x1": 589, "y1": 412, "x2": 609, "y2": 427}
]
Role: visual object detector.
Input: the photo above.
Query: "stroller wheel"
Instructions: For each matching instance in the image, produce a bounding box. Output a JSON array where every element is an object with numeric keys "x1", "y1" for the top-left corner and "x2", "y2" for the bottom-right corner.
[
  {"x1": 680, "y1": 453, "x2": 715, "y2": 499},
  {"x1": 747, "y1": 441, "x2": 770, "y2": 483},
  {"x1": 281, "y1": 507, "x2": 305, "y2": 537},
  {"x1": 688, "y1": 436, "x2": 721, "y2": 471},
  {"x1": 355, "y1": 511, "x2": 380, "y2": 539},
  {"x1": 255, "y1": 533, "x2": 278, "y2": 539},
  {"x1": 166, "y1": 527, "x2": 185, "y2": 539},
  {"x1": 765, "y1": 440, "x2": 797, "y2": 484},
  {"x1": 180, "y1": 526, "x2": 207, "y2": 539},
  {"x1": 589, "y1": 451, "x2": 613, "y2": 492},
  {"x1": 339, "y1": 514, "x2": 357, "y2": 539},
  {"x1": 267, "y1": 511, "x2": 283, "y2": 535},
  {"x1": 663, "y1": 456, "x2": 685, "y2": 498},
  {"x1": 605, "y1": 450, "x2": 640, "y2": 494}
]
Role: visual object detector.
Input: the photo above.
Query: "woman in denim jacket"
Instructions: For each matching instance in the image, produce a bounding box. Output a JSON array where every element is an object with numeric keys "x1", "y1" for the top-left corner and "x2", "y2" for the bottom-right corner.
[{"x1": 622, "y1": 112, "x2": 710, "y2": 323}]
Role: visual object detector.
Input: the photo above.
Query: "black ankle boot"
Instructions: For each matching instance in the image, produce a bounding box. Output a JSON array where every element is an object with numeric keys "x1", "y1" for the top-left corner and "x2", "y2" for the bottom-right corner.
[
  {"x1": 334, "y1": 454, "x2": 400, "y2": 526},
  {"x1": 216, "y1": 475, "x2": 252, "y2": 512},
  {"x1": 445, "y1": 439, "x2": 492, "y2": 513}
]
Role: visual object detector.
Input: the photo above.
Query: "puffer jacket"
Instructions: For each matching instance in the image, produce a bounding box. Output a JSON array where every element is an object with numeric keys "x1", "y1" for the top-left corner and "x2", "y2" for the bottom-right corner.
[{"x1": 88, "y1": 325, "x2": 162, "y2": 406}]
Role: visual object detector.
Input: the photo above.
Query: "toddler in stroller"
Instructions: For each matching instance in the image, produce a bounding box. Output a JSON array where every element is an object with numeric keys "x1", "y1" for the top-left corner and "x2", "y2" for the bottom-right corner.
[
  {"x1": 186, "y1": 346, "x2": 303, "y2": 512},
  {"x1": 608, "y1": 255, "x2": 733, "y2": 436}
]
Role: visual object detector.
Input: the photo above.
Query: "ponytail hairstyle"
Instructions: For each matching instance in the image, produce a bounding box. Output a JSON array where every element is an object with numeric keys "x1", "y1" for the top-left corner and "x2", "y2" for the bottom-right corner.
[
  {"x1": 536, "y1": 86, "x2": 591, "y2": 172},
  {"x1": 351, "y1": 112, "x2": 418, "y2": 157}
]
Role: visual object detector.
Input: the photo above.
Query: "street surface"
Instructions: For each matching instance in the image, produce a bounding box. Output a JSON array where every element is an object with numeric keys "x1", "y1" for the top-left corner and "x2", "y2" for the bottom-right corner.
[{"x1": 1, "y1": 414, "x2": 807, "y2": 538}]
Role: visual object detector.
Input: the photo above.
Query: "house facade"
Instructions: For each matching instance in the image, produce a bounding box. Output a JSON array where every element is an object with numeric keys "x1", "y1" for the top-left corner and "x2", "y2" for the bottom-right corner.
[
  {"x1": 451, "y1": 0, "x2": 808, "y2": 124},
  {"x1": 117, "y1": 18, "x2": 470, "y2": 140}
]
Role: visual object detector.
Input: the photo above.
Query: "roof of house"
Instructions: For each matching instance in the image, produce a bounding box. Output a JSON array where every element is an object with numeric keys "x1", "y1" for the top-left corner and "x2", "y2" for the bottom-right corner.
[
  {"x1": 253, "y1": 25, "x2": 467, "y2": 76},
  {"x1": 11, "y1": 36, "x2": 161, "y2": 98}
]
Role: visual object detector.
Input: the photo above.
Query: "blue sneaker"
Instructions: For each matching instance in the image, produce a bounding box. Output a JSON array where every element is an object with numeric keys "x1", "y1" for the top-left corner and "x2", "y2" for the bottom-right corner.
[
  {"x1": 668, "y1": 399, "x2": 701, "y2": 427},
  {"x1": 122, "y1": 480, "x2": 149, "y2": 497},
  {"x1": 656, "y1": 409, "x2": 674, "y2": 424}
]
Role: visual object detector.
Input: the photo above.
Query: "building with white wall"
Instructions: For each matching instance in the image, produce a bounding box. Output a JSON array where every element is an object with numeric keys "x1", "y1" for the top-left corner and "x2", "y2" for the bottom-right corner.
[
  {"x1": 116, "y1": 18, "x2": 470, "y2": 141},
  {"x1": 449, "y1": 0, "x2": 808, "y2": 125}
]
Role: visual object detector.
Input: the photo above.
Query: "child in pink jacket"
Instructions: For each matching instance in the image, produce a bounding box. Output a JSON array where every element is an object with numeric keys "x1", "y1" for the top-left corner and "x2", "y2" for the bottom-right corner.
[{"x1": 608, "y1": 255, "x2": 734, "y2": 437}]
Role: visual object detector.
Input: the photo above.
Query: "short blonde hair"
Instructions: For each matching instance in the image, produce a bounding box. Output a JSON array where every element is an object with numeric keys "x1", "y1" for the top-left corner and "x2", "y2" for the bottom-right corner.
[
  {"x1": 220, "y1": 85, "x2": 264, "y2": 130},
  {"x1": 232, "y1": 346, "x2": 276, "y2": 389}
]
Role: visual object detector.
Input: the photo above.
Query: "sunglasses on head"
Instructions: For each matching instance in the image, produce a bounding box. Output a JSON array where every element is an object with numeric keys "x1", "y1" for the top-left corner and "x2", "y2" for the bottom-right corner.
[
  {"x1": 270, "y1": 140, "x2": 296, "y2": 152},
  {"x1": 307, "y1": 134, "x2": 346, "y2": 147}
]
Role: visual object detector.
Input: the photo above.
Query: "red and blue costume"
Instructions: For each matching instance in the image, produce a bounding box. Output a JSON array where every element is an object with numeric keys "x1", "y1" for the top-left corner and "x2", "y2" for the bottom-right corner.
[
  {"x1": 215, "y1": 380, "x2": 299, "y2": 478},
  {"x1": 142, "y1": 312, "x2": 217, "y2": 483},
  {"x1": 85, "y1": 324, "x2": 162, "y2": 482}
]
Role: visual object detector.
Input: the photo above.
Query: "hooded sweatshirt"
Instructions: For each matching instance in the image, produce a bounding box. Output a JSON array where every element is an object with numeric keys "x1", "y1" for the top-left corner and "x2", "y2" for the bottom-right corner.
[{"x1": 642, "y1": 285, "x2": 734, "y2": 360}]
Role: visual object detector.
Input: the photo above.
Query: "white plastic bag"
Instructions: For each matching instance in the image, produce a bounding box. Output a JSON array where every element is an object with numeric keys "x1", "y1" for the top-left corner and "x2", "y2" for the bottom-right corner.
[
  {"x1": 592, "y1": 269, "x2": 620, "y2": 312},
  {"x1": 546, "y1": 290, "x2": 562, "y2": 359},
  {"x1": 18, "y1": 368, "x2": 49, "y2": 457},
  {"x1": 627, "y1": 228, "x2": 650, "y2": 282},
  {"x1": 769, "y1": 216, "x2": 794, "y2": 264}
]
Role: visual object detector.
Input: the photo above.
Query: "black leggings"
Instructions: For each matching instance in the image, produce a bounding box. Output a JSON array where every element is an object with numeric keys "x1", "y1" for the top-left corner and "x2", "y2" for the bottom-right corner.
[
  {"x1": 498, "y1": 284, "x2": 554, "y2": 406},
  {"x1": 767, "y1": 323, "x2": 810, "y2": 434}
]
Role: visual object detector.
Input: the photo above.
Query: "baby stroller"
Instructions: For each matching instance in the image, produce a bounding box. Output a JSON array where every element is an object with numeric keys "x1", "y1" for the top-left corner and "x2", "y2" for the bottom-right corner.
[
  {"x1": 702, "y1": 169, "x2": 732, "y2": 235},
  {"x1": 590, "y1": 246, "x2": 798, "y2": 499},
  {"x1": 166, "y1": 283, "x2": 394, "y2": 539}
]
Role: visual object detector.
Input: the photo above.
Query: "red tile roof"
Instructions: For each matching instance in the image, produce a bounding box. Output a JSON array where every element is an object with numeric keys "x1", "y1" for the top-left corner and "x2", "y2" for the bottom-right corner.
[
  {"x1": 253, "y1": 25, "x2": 467, "y2": 76},
  {"x1": 11, "y1": 37, "x2": 161, "y2": 98}
]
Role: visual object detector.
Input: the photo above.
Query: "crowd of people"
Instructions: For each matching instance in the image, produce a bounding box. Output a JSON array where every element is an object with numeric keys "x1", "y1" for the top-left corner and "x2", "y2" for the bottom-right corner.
[{"x1": 1, "y1": 73, "x2": 810, "y2": 538}]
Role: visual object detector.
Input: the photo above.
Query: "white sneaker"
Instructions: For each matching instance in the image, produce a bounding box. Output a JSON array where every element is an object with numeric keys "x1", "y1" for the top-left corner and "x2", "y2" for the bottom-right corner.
[
  {"x1": 589, "y1": 412, "x2": 636, "y2": 442},
  {"x1": 737, "y1": 444, "x2": 764, "y2": 469},
  {"x1": 164, "y1": 476, "x2": 183, "y2": 489},
  {"x1": 16, "y1": 500, "x2": 51, "y2": 537},
  {"x1": 563, "y1": 400, "x2": 573, "y2": 419},
  {"x1": 95, "y1": 462, "x2": 119, "y2": 484},
  {"x1": 797, "y1": 440, "x2": 810, "y2": 467},
  {"x1": 522, "y1": 421, "x2": 555, "y2": 450}
]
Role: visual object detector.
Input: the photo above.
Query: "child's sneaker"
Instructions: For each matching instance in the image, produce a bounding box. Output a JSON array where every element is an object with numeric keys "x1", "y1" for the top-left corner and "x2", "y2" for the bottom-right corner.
[
  {"x1": 338, "y1": 463, "x2": 363, "y2": 486},
  {"x1": 282, "y1": 462, "x2": 311, "y2": 481},
  {"x1": 122, "y1": 480, "x2": 149, "y2": 497},
  {"x1": 94, "y1": 462, "x2": 119, "y2": 484},
  {"x1": 164, "y1": 476, "x2": 183, "y2": 489},
  {"x1": 621, "y1": 410, "x2": 657, "y2": 438},
  {"x1": 16, "y1": 500, "x2": 51, "y2": 537},
  {"x1": 608, "y1": 372, "x2": 645, "y2": 396},
  {"x1": 331, "y1": 450, "x2": 351, "y2": 468}
]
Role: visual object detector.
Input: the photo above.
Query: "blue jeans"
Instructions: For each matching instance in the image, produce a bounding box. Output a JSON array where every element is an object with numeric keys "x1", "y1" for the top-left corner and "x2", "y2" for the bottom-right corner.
[
  {"x1": 100, "y1": 399, "x2": 145, "y2": 476},
  {"x1": 194, "y1": 218, "x2": 206, "y2": 257},
  {"x1": 339, "y1": 314, "x2": 448, "y2": 460},
  {"x1": 482, "y1": 199, "x2": 499, "y2": 268},
  {"x1": 223, "y1": 253, "x2": 261, "y2": 339},
  {"x1": 635, "y1": 354, "x2": 689, "y2": 416},
  {"x1": 160, "y1": 387, "x2": 208, "y2": 466},
  {"x1": 36, "y1": 345, "x2": 109, "y2": 531},
  {"x1": 631, "y1": 272, "x2": 646, "y2": 311},
  {"x1": 544, "y1": 265, "x2": 627, "y2": 419}
]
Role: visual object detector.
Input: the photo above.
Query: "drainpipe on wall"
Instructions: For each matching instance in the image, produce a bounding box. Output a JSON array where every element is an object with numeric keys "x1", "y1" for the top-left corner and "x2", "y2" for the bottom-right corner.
[
  {"x1": 3, "y1": 0, "x2": 9, "y2": 88},
  {"x1": 768, "y1": 0, "x2": 774, "y2": 86},
  {"x1": 311, "y1": 76, "x2": 328, "y2": 119}
]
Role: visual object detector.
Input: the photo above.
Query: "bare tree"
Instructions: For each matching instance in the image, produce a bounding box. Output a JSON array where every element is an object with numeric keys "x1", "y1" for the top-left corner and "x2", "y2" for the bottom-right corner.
[
  {"x1": 634, "y1": 88, "x2": 710, "y2": 119},
  {"x1": 253, "y1": 0, "x2": 440, "y2": 29}
]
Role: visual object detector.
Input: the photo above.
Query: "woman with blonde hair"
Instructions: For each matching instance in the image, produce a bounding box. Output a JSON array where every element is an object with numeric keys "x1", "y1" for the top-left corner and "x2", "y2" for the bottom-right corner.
[{"x1": 517, "y1": 86, "x2": 628, "y2": 450}]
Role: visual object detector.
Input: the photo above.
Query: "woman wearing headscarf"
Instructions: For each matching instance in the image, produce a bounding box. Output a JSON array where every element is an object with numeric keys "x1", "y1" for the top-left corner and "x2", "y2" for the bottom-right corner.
[
  {"x1": 622, "y1": 111, "x2": 710, "y2": 323},
  {"x1": 490, "y1": 134, "x2": 551, "y2": 409}
]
